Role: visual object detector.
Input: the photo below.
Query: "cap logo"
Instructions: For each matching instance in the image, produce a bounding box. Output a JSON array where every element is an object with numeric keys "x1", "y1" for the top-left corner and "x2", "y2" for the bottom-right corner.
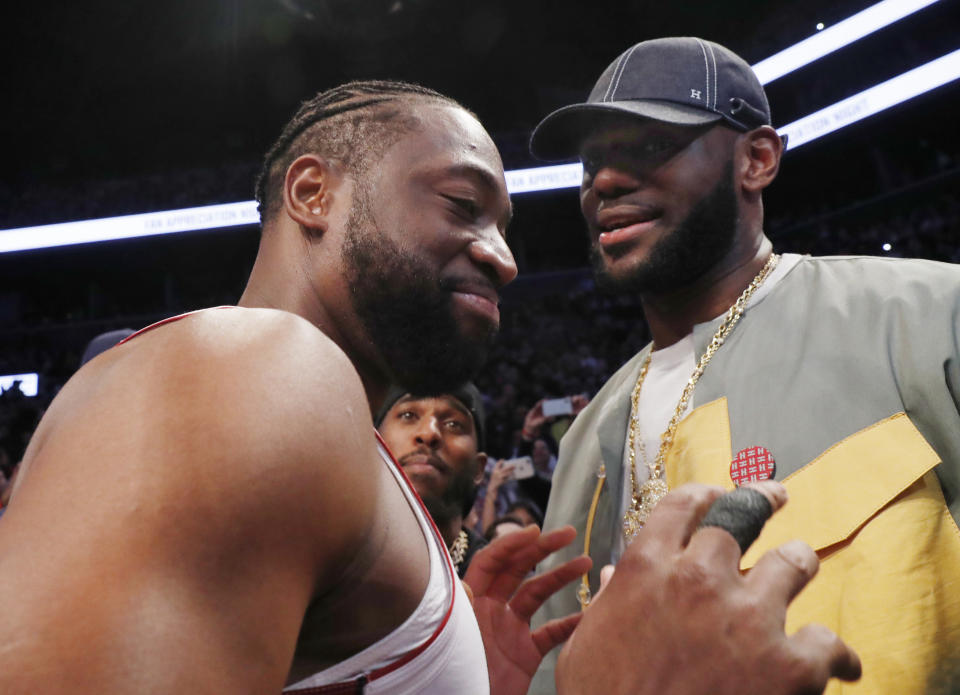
[{"x1": 690, "y1": 88, "x2": 702, "y2": 100}]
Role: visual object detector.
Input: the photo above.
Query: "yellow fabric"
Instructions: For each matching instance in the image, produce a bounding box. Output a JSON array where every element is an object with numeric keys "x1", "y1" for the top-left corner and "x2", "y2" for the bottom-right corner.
[
  {"x1": 741, "y1": 413, "x2": 940, "y2": 566},
  {"x1": 665, "y1": 397, "x2": 733, "y2": 489},
  {"x1": 667, "y1": 404, "x2": 960, "y2": 693}
]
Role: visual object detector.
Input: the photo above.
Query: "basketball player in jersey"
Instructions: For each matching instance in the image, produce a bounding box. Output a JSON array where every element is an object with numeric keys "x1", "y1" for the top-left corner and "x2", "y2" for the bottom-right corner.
[{"x1": 0, "y1": 81, "x2": 858, "y2": 694}]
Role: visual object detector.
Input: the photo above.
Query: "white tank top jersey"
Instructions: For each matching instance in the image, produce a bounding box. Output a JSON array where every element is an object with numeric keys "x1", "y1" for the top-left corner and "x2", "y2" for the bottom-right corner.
[{"x1": 284, "y1": 433, "x2": 489, "y2": 694}]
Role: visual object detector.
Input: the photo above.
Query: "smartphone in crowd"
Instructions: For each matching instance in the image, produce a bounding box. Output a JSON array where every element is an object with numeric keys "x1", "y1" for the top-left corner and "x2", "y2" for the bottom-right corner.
[
  {"x1": 541, "y1": 396, "x2": 573, "y2": 417},
  {"x1": 502, "y1": 456, "x2": 535, "y2": 480}
]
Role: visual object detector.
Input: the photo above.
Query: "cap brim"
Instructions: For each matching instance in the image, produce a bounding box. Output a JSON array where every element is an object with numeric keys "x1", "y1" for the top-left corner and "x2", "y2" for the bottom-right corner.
[{"x1": 530, "y1": 100, "x2": 723, "y2": 161}]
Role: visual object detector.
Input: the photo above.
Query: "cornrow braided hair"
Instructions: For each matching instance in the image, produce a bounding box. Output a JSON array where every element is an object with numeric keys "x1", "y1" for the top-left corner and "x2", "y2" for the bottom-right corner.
[{"x1": 255, "y1": 79, "x2": 471, "y2": 222}]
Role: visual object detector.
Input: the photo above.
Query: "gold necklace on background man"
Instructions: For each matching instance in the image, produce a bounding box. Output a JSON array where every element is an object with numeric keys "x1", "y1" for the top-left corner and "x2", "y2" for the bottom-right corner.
[{"x1": 449, "y1": 528, "x2": 469, "y2": 572}]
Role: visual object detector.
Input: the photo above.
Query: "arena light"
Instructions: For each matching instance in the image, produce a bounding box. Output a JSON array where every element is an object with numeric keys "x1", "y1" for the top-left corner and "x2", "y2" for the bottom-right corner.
[
  {"x1": 752, "y1": 0, "x2": 941, "y2": 85},
  {"x1": 0, "y1": 2, "x2": 952, "y2": 254},
  {"x1": 0, "y1": 201, "x2": 260, "y2": 254},
  {"x1": 780, "y1": 48, "x2": 960, "y2": 149},
  {"x1": 0, "y1": 373, "x2": 39, "y2": 397},
  {"x1": 0, "y1": 171, "x2": 586, "y2": 254},
  {"x1": 504, "y1": 163, "x2": 583, "y2": 194}
]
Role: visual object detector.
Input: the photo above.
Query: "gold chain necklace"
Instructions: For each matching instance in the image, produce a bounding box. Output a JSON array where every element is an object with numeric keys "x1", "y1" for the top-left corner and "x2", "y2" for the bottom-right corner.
[
  {"x1": 449, "y1": 529, "x2": 469, "y2": 570},
  {"x1": 622, "y1": 253, "x2": 781, "y2": 542}
]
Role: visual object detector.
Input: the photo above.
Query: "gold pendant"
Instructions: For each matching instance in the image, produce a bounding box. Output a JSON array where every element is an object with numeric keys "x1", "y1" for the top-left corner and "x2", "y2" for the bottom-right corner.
[
  {"x1": 622, "y1": 507, "x2": 644, "y2": 542},
  {"x1": 622, "y1": 478, "x2": 669, "y2": 542}
]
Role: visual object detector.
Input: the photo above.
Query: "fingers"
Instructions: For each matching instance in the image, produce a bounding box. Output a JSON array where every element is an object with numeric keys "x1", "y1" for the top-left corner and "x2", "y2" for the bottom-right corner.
[
  {"x1": 499, "y1": 525, "x2": 578, "y2": 579},
  {"x1": 570, "y1": 394, "x2": 590, "y2": 415},
  {"x1": 490, "y1": 460, "x2": 515, "y2": 486},
  {"x1": 687, "y1": 481, "x2": 789, "y2": 578},
  {"x1": 698, "y1": 485, "x2": 777, "y2": 554},
  {"x1": 464, "y1": 525, "x2": 541, "y2": 596},
  {"x1": 634, "y1": 484, "x2": 726, "y2": 553},
  {"x1": 534, "y1": 525, "x2": 579, "y2": 553},
  {"x1": 509, "y1": 554, "x2": 592, "y2": 622},
  {"x1": 464, "y1": 525, "x2": 579, "y2": 600},
  {"x1": 493, "y1": 461, "x2": 515, "y2": 479},
  {"x1": 531, "y1": 612, "x2": 582, "y2": 657},
  {"x1": 790, "y1": 623, "x2": 862, "y2": 684},
  {"x1": 583, "y1": 564, "x2": 616, "y2": 606},
  {"x1": 742, "y1": 480, "x2": 788, "y2": 511},
  {"x1": 745, "y1": 539, "x2": 819, "y2": 606},
  {"x1": 485, "y1": 526, "x2": 578, "y2": 601},
  {"x1": 525, "y1": 400, "x2": 546, "y2": 428}
]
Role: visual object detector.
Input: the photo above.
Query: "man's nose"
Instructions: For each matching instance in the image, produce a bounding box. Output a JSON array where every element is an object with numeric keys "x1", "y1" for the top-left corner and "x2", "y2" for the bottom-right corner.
[
  {"x1": 589, "y1": 164, "x2": 642, "y2": 200},
  {"x1": 414, "y1": 418, "x2": 443, "y2": 448},
  {"x1": 468, "y1": 229, "x2": 518, "y2": 288}
]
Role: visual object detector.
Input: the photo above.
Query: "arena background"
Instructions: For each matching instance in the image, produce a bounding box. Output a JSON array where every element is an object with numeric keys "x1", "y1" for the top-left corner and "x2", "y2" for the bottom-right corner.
[{"x1": 1, "y1": 0, "x2": 958, "y2": 462}]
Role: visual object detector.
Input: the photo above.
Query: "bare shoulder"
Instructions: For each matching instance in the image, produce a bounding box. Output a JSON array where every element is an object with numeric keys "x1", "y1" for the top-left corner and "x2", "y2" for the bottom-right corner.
[
  {"x1": 139, "y1": 306, "x2": 372, "y2": 449},
  {"x1": 118, "y1": 306, "x2": 376, "y2": 530},
  {"x1": 12, "y1": 306, "x2": 380, "y2": 599},
  {"x1": 0, "y1": 307, "x2": 381, "y2": 690},
  {"x1": 39, "y1": 306, "x2": 375, "y2": 488},
  {"x1": 73, "y1": 307, "x2": 369, "y2": 451}
]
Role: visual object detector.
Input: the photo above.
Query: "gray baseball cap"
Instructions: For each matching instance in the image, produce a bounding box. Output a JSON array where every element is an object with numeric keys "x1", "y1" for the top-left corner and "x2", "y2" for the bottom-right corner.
[{"x1": 531, "y1": 37, "x2": 773, "y2": 161}]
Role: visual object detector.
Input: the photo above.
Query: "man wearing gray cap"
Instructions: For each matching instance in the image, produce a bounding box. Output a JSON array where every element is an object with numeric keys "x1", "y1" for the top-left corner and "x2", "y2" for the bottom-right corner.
[{"x1": 528, "y1": 36, "x2": 960, "y2": 694}]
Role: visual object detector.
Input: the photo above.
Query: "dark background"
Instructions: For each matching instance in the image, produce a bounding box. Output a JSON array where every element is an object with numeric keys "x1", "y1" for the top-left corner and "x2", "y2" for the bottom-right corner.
[{"x1": 0, "y1": 0, "x2": 958, "y2": 459}]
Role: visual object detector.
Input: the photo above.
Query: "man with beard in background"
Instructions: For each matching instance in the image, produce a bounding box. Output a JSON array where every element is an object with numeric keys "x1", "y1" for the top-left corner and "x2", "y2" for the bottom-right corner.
[
  {"x1": 528, "y1": 37, "x2": 960, "y2": 695},
  {"x1": 0, "y1": 79, "x2": 858, "y2": 694},
  {"x1": 376, "y1": 384, "x2": 489, "y2": 577}
]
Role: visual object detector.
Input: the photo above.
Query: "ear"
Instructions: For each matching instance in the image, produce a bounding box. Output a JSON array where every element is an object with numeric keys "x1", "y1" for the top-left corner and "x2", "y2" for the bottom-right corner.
[
  {"x1": 282, "y1": 154, "x2": 346, "y2": 234},
  {"x1": 473, "y1": 452, "x2": 488, "y2": 485},
  {"x1": 738, "y1": 126, "x2": 783, "y2": 195}
]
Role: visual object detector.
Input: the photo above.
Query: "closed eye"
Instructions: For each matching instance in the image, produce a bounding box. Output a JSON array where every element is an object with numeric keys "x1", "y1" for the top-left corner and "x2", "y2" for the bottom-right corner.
[{"x1": 444, "y1": 195, "x2": 480, "y2": 219}]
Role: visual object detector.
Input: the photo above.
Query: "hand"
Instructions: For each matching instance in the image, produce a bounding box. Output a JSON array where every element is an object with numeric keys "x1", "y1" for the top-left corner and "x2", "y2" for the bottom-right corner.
[
  {"x1": 585, "y1": 481, "x2": 781, "y2": 607},
  {"x1": 521, "y1": 400, "x2": 549, "y2": 440},
  {"x1": 464, "y1": 525, "x2": 592, "y2": 695},
  {"x1": 556, "y1": 483, "x2": 861, "y2": 695},
  {"x1": 523, "y1": 395, "x2": 590, "y2": 441},
  {"x1": 570, "y1": 394, "x2": 590, "y2": 416},
  {"x1": 488, "y1": 459, "x2": 515, "y2": 493}
]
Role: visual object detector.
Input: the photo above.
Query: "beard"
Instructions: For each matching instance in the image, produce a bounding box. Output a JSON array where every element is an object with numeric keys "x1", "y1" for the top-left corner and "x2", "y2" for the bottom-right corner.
[
  {"x1": 342, "y1": 187, "x2": 497, "y2": 396},
  {"x1": 590, "y1": 159, "x2": 738, "y2": 294}
]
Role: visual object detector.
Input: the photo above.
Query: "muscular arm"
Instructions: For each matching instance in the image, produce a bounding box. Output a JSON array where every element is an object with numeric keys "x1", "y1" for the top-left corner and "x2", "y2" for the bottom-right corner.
[{"x1": 0, "y1": 308, "x2": 381, "y2": 693}]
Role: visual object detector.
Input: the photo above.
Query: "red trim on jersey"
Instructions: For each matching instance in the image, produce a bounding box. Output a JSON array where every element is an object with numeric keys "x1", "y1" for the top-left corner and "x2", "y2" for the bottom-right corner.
[
  {"x1": 117, "y1": 306, "x2": 234, "y2": 346},
  {"x1": 367, "y1": 430, "x2": 457, "y2": 679},
  {"x1": 287, "y1": 433, "x2": 459, "y2": 693}
]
